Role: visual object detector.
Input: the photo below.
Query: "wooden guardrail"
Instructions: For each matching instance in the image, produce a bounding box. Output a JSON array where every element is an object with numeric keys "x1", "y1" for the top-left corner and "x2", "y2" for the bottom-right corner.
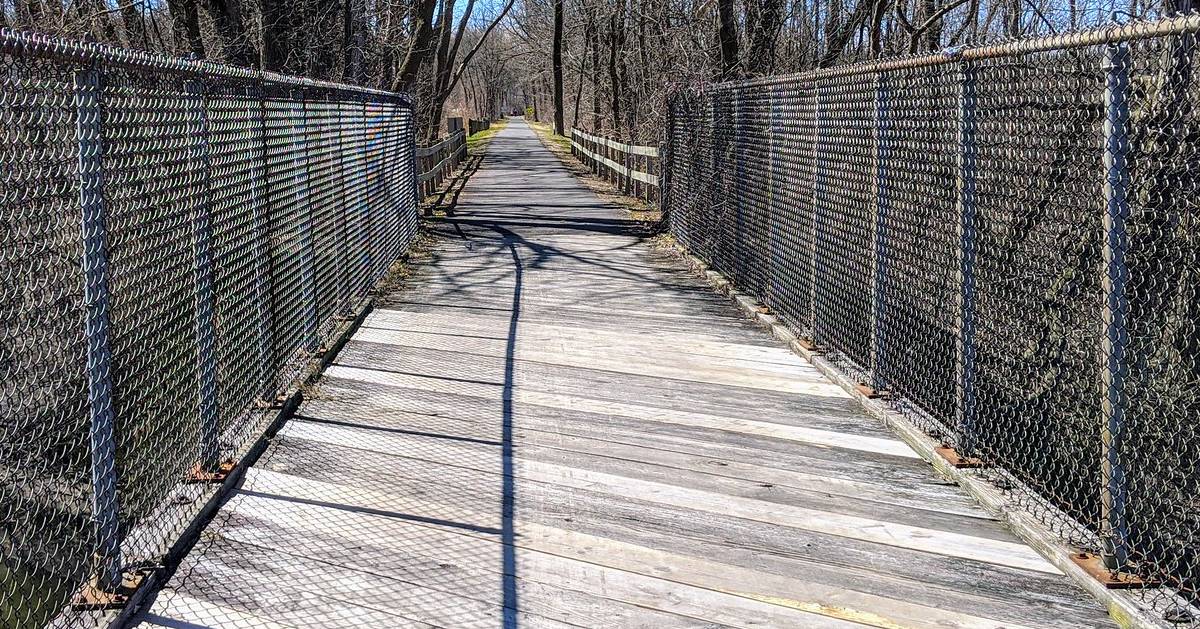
[
  {"x1": 570, "y1": 129, "x2": 659, "y2": 203},
  {"x1": 417, "y1": 129, "x2": 466, "y2": 199},
  {"x1": 468, "y1": 118, "x2": 491, "y2": 135}
]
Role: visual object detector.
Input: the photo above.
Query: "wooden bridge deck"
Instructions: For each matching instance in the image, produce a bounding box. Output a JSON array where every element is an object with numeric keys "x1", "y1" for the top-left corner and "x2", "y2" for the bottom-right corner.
[{"x1": 132, "y1": 119, "x2": 1112, "y2": 629}]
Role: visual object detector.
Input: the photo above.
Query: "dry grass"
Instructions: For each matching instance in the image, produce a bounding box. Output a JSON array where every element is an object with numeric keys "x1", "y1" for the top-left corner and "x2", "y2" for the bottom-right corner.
[{"x1": 466, "y1": 118, "x2": 509, "y2": 155}]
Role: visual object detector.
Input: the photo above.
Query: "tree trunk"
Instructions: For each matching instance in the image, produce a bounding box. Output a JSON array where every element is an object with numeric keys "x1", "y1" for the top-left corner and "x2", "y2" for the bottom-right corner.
[
  {"x1": 15, "y1": 1, "x2": 46, "y2": 29},
  {"x1": 552, "y1": 0, "x2": 565, "y2": 135},
  {"x1": 922, "y1": 0, "x2": 942, "y2": 51},
  {"x1": 169, "y1": 0, "x2": 206, "y2": 58},
  {"x1": 607, "y1": 5, "x2": 623, "y2": 133},
  {"x1": 120, "y1": 2, "x2": 148, "y2": 49},
  {"x1": 819, "y1": 0, "x2": 873, "y2": 67},
  {"x1": 202, "y1": 0, "x2": 255, "y2": 66},
  {"x1": 716, "y1": 0, "x2": 740, "y2": 79},
  {"x1": 262, "y1": 0, "x2": 300, "y2": 71},
  {"x1": 343, "y1": 0, "x2": 366, "y2": 83},
  {"x1": 746, "y1": 0, "x2": 785, "y2": 75},
  {"x1": 434, "y1": 0, "x2": 457, "y2": 92},
  {"x1": 76, "y1": 0, "x2": 120, "y2": 43},
  {"x1": 394, "y1": 0, "x2": 440, "y2": 91},
  {"x1": 587, "y1": 5, "x2": 602, "y2": 130},
  {"x1": 572, "y1": 37, "x2": 587, "y2": 130}
]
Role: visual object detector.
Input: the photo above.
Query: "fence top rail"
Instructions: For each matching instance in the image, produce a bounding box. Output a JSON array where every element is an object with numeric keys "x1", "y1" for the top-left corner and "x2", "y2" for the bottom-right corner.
[
  {"x1": 711, "y1": 12, "x2": 1200, "y2": 89},
  {"x1": 572, "y1": 128, "x2": 658, "y2": 157},
  {"x1": 416, "y1": 129, "x2": 466, "y2": 157},
  {"x1": 0, "y1": 27, "x2": 412, "y2": 103}
]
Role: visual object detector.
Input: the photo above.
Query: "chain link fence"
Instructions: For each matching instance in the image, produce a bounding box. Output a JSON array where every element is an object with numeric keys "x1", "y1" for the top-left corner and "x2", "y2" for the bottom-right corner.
[
  {"x1": 665, "y1": 14, "x2": 1200, "y2": 624},
  {"x1": 0, "y1": 29, "x2": 416, "y2": 629}
]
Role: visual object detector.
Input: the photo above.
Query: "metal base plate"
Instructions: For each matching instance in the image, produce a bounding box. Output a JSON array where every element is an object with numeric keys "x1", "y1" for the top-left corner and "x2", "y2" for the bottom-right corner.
[
  {"x1": 255, "y1": 395, "x2": 286, "y2": 410},
  {"x1": 1069, "y1": 552, "x2": 1159, "y2": 589},
  {"x1": 935, "y1": 446, "x2": 985, "y2": 468},
  {"x1": 71, "y1": 569, "x2": 148, "y2": 611},
  {"x1": 854, "y1": 383, "x2": 888, "y2": 399},
  {"x1": 796, "y1": 338, "x2": 822, "y2": 353},
  {"x1": 186, "y1": 460, "x2": 236, "y2": 484}
]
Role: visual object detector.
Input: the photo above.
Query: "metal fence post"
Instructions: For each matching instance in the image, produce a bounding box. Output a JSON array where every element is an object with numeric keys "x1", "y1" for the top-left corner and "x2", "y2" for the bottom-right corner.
[
  {"x1": 732, "y1": 88, "x2": 745, "y2": 281},
  {"x1": 363, "y1": 100, "x2": 376, "y2": 278},
  {"x1": 298, "y1": 89, "x2": 318, "y2": 352},
  {"x1": 186, "y1": 75, "x2": 220, "y2": 473},
  {"x1": 766, "y1": 87, "x2": 777, "y2": 303},
  {"x1": 254, "y1": 80, "x2": 277, "y2": 403},
  {"x1": 659, "y1": 102, "x2": 673, "y2": 216},
  {"x1": 336, "y1": 96, "x2": 350, "y2": 316},
  {"x1": 955, "y1": 60, "x2": 979, "y2": 455},
  {"x1": 808, "y1": 82, "x2": 825, "y2": 342},
  {"x1": 75, "y1": 59, "x2": 123, "y2": 591},
  {"x1": 870, "y1": 72, "x2": 890, "y2": 394},
  {"x1": 1100, "y1": 41, "x2": 1132, "y2": 571}
]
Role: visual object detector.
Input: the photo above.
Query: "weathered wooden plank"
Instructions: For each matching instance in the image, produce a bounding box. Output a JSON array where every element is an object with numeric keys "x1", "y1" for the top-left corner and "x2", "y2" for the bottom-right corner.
[
  {"x1": 322, "y1": 364, "x2": 918, "y2": 458},
  {"x1": 144, "y1": 593, "x2": 311, "y2": 629},
  {"x1": 349, "y1": 335, "x2": 832, "y2": 397},
  {"x1": 304, "y1": 380, "x2": 948, "y2": 486},
  {"x1": 279, "y1": 416, "x2": 999, "y2": 533},
  {"x1": 236, "y1": 469, "x2": 1070, "y2": 629},
  {"x1": 292, "y1": 405, "x2": 983, "y2": 515},
  {"x1": 377, "y1": 300, "x2": 770, "y2": 340},
  {"x1": 366, "y1": 307, "x2": 815, "y2": 367},
  {"x1": 336, "y1": 340, "x2": 868, "y2": 428},
  {"x1": 261, "y1": 432, "x2": 1109, "y2": 625},
  {"x1": 206, "y1": 496, "x2": 781, "y2": 629},
  {"x1": 163, "y1": 538, "x2": 593, "y2": 629},
  {"x1": 343, "y1": 336, "x2": 846, "y2": 402},
  {"x1": 275, "y1": 422, "x2": 1055, "y2": 572}
]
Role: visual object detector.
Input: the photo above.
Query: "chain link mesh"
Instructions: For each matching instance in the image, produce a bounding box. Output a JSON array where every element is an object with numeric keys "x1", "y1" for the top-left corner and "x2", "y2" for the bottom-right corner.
[
  {"x1": 0, "y1": 29, "x2": 416, "y2": 629},
  {"x1": 665, "y1": 15, "x2": 1200, "y2": 623}
]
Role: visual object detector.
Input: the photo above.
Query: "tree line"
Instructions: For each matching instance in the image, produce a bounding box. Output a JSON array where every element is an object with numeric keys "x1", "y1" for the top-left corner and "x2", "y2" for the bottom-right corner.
[
  {"x1": 1, "y1": 0, "x2": 1193, "y2": 140},
  {"x1": 506, "y1": 0, "x2": 1194, "y2": 141},
  {"x1": 0, "y1": 0, "x2": 516, "y2": 139}
]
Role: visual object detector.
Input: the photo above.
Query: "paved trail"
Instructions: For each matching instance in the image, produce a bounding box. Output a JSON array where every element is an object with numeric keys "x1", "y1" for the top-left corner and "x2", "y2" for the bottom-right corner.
[{"x1": 134, "y1": 119, "x2": 1111, "y2": 629}]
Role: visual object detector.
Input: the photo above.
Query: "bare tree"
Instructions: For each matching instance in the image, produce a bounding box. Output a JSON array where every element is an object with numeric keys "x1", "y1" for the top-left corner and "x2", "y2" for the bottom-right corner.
[
  {"x1": 343, "y1": 0, "x2": 367, "y2": 83},
  {"x1": 394, "y1": 0, "x2": 440, "y2": 90},
  {"x1": 716, "y1": 0, "x2": 739, "y2": 78},
  {"x1": 203, "y1": 0, "x2": 255, "y2": 66},
  {"x1": 552, "y1": 0, "x2": 565, "y2": 134},
  {"x1": 169, "y1": 0, "x2": 205, "y2": 57}
]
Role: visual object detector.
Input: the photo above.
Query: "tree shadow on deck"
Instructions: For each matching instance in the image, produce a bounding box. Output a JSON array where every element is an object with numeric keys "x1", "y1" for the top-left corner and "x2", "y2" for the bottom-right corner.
[
  {"x1": 499, "y1": 232, "x2": 521, "y2": 629},
  {"x1": 426, "y1": 152, "x2": 485, "y2": 218}
]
